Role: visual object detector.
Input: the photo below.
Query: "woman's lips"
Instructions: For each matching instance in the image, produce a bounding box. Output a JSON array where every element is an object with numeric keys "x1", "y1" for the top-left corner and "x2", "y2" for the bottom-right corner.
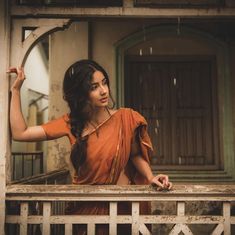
[{"x1": 100, "y1": 97, "x2": 108, "y2": 103}]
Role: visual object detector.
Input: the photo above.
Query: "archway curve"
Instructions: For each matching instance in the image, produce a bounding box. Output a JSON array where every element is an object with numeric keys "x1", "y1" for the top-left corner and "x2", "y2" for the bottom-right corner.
[
  {"x1": 114, "y1": 24, "x2": 234, "y2": 179},
  {"x1": 115, "y1": 24, "x2": 228, "y2": 107},
  {"x1": 20, "y1": 19, "x2": 72, "y2": 66}
]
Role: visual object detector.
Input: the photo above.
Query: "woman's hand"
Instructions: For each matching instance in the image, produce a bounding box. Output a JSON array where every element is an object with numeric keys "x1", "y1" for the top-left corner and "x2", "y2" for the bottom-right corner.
[
  {"x1": 150, "y1": 174, "x2": 173, "y2": 191},
  {"x1": 7, "y1": 67, "x2": 26, "y2": 92}
]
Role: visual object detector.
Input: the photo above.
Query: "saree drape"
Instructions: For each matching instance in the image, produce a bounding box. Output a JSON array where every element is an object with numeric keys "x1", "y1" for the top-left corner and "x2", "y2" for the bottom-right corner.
[{"x1": 41, "y1": 108, "x2": 153, "y2": 235}]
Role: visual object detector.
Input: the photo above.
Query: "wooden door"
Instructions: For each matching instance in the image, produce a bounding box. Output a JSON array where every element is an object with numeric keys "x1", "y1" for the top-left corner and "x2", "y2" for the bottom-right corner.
[{"x1": 124, "y1": 56, "x2": 219, "y2": 170}]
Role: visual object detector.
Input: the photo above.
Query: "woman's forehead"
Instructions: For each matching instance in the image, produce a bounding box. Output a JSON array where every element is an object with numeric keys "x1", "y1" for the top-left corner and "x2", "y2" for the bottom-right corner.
[{"x1": 91, "y1": 70, "x2": 105, "y2": 83}]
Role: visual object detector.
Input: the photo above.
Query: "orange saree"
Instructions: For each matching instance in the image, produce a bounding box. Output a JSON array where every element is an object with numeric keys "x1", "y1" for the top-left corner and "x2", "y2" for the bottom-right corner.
[{"x1": 41, "y1": 108, "x2": 153, "y2": 235}]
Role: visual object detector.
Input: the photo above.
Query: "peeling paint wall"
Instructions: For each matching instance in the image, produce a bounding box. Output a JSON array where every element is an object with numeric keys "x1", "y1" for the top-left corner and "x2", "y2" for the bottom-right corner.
[{"x1": 47, "y1": 22, "x2": 89, "y2": 175}]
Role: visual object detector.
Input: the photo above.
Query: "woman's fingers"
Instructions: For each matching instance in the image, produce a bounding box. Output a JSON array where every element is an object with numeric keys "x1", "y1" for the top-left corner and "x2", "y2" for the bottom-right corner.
[
  {"x1": 157, "y1": 174, "x2": 169, "y2": 187},
  {"x1": 8, "y1": 66, "x2": 26, "y2": 91},
  {"x1": 167, "y1": 182, "x2": 173, "y2": 190},
  {"x1": 151, "y1": 174, "x2": 173, "y2": 191},
  {"x1": 17, "y1": 67, "x2": 25, "y2": 80},
  {"x1": 6, "y1": 67, "x2": 18, "y2": 74},
  {"x1": 161, "y1": 175, "x2": 169, "y2": 187},
  {"x1": 151, "y1": 176, "x2": 164, "y2": 189}
]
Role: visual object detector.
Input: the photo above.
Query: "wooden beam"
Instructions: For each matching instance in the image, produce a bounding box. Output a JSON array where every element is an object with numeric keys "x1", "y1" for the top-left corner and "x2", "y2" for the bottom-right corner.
[
  {"x1": 11, "y1": 5, "x2": 235, "y2": 18},
  {"x1": 134, "y1": 0, "x2": 225, "y2": 7}
]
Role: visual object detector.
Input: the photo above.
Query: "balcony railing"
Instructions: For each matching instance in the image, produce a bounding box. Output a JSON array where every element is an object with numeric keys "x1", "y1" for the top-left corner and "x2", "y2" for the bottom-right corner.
[
  {"x1": 11, "y1": 168, "x2": 69, "y2": 185},
  {"x1": 12, "y1": 151, "x2": 44, "y2": 180},
  {"x1": 5, "y1": 184, "x2": 235, "y2": 235}
]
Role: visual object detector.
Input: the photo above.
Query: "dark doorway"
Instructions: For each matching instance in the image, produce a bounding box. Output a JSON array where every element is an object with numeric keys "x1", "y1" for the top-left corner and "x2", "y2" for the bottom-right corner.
[{"x1": 125, "y1": 56, "x2": 220, "y2": 170}]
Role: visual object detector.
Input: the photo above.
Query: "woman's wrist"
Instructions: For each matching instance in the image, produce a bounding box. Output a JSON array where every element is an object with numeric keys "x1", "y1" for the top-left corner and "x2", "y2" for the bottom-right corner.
[
  {"x1": 147, "y1": 175, "x2": 154, "y2": 184},
  {"x1": 11, "y1": 87, "x2": 21, "y2": 94}
]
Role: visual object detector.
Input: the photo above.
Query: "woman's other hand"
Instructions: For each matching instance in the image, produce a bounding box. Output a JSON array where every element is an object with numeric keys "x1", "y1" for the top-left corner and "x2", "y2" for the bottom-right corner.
[
  {"x1": 151, "y1": 174, "x2": 173, "y2": 191},
  {"x1": 7, "y1": 67, "x2": 26, "y2": 92}
]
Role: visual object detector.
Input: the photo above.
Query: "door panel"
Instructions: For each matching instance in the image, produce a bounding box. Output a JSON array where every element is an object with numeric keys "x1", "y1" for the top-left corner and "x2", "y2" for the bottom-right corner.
[{"x1": 124, "y1": 56, "x2": 219, "y2": 170}]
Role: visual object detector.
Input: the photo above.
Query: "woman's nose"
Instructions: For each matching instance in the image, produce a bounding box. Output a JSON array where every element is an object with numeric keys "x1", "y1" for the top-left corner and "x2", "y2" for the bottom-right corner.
[{"x1": 100, "y1": 85, "x2": 107, "y2": 94}]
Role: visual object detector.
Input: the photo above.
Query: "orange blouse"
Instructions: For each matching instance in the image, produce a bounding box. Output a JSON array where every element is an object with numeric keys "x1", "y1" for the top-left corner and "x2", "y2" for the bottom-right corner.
[{"x1": 41, "y1": 108, "x2": 153, "y2": 185}]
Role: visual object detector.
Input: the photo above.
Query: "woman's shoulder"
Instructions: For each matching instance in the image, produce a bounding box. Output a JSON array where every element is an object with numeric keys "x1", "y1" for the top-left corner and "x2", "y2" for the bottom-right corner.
[
  {"x1": 116, "y1": 107, "x2": 142, "y2": 115},
  {"x1": 115, "y1": 108, "x2": 146, "y2": 123}
]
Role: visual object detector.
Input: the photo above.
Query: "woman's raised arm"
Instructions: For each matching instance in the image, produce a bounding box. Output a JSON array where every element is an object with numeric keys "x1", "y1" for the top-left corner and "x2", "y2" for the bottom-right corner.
[{"x1": 8, "y1": 67, "x2": 47, "y2": 142}]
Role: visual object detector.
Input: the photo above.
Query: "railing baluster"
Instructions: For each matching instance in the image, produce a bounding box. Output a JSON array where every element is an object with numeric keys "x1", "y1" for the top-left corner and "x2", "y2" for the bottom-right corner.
[
  {"x1": 109, "y1": 202, "x2": 117, "y2": 235},
  {"x1": 170, "y1": 201, "x2": 187, "y2": 235},
  {"x1": 31, "y1": 154, "x2": 34, "y2": 176},
  {"x1": 223, "y1": 202, "x2": 231, "y2": 235},
  {"x1": 87, "y1": 223, "x2": 95, "y2": 235},
  {"x1": 65, "y1": 223, "x2": 72, "y2": 235},
  {"x1": 20, "y1": 202, "x2": 28, "y2": 235},
  {"x1": 211, "y1": 224, "x2": 224, "y2": 235},
  {"x1": 22, "y1": 154, "x2": 25, "y2": 178},
  {"x1": 177, "y1": 201, "x2": 185, "y2": 216},
  {"x1": 139, "y1": 223, "x2": 151, "y2": 235},
  {"x1": 169, "y1": 223, "x2": 183, "y2": 235},
  {"x1": 40, "y1": 152, "x2": 44, "y2": 173},
  {"x1": 12, "y1": 154, "x2": 16, "y2": 180},
  {"x1": 132, "y1": 202, "x2": 139, "y2": 235},
  {"x1": 42, "y1": 202, "x2": 51, "y2": 235}
]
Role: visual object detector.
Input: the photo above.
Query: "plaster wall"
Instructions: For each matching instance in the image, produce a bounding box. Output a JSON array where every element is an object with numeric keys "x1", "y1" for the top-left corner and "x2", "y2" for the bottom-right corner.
[
  {"x1": 47, "y1": 22, "x2": 89, "y2": 174},
  {"x1": 0, "y1": 0, "x2": 9, "y2": 231},
  {"x1": 92, "y1": 21, "x2": 144, "y2": 99}
]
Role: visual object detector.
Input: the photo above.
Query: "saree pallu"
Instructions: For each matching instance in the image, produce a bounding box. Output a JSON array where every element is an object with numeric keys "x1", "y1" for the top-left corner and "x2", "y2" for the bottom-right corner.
[{"x1": 42, "y1": 108, "x2": 153, "y2": 235}]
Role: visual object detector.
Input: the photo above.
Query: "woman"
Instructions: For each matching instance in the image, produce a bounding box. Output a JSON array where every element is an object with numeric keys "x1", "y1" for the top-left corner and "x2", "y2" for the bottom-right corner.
[{"x1": 8, "y1": 60, "x2": 172, "y2": 235}]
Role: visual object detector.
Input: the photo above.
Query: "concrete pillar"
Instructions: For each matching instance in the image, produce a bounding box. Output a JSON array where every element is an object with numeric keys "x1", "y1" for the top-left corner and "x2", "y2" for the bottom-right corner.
[
  {"x1": 0, "y1": 0, "x2": 10, "y2": 232},
  {"x1": 47, "y1": 22, "x2": 89, "y2": 173}
]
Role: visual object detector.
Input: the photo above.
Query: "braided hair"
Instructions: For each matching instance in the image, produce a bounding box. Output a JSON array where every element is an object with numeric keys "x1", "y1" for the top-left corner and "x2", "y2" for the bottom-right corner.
[{"x1": 63, "y1": 60, "x2": 114, "y2": 172}]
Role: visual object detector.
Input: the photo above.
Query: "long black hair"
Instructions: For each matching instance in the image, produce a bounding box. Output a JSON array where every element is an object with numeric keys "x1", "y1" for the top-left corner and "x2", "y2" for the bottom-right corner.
[{"x1": 63, "y1": 59, "x2": 114, "y2": 172}]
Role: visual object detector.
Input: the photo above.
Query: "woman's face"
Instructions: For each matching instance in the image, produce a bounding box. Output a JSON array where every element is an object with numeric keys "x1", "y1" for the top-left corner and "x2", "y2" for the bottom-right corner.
[{"x1": 88, "y1": 70, "x2": 109, "y2": 108}]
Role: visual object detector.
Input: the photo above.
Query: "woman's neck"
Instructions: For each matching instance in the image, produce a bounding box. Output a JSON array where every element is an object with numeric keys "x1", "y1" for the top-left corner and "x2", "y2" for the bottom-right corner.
[{"x1": 89, "y1": 107, "x2": 110, "y2": 126}]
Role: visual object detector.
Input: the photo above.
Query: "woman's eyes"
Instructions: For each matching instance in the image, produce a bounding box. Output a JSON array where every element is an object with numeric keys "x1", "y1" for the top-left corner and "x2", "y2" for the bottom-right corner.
[
  {"x1": 90, "y1": 79, "x2": 107, "y2": 91},
  {"x1": 102, "y1": 79, "x2": 108, "y2": 85},
  {"x1": 91, "y1": 85, "x2": 98, "y2": 91}
]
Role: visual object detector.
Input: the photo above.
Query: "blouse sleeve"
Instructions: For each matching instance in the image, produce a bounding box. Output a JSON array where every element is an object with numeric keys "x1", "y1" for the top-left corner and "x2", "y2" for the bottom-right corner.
[
  {"x1": 41, "y1": 114, "x2": 70, "y2": 140},
  {"x1": 126, "y1": 109, "x2": 153, "y2": 185},
  {"x1": 129, "y1": 109, "x2": 153, "y2": 163}
]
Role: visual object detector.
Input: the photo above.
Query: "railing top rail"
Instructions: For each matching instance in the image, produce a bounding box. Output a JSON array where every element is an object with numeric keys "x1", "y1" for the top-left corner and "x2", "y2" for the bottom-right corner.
[
  {"x1": 11, "y1": 169, "x2": 69, "y2": 184},
  {"x1": 6, "y1": 184, "x2": 235, "y2": 201},
  {"x1": 12, "y1": 151, "x2": 43, "y2": 155}
]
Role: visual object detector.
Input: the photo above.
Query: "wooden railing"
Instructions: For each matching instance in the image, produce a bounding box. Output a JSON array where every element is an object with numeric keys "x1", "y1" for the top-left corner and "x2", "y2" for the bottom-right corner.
[
  {"x1": 12, "y1": 152, "x2": 44, "y2": 180},
  {"x1": 11, "y1": 168, "x2": 70, "y2": 185},
  {"x1": 5, "y1": 184, "x2": 235, "y2": 235}
]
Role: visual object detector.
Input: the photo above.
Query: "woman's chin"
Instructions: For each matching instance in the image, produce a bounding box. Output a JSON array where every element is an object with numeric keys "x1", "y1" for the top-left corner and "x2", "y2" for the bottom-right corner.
[{"x1": 94, "y1": 103, "x2": 108, "y2": 109}]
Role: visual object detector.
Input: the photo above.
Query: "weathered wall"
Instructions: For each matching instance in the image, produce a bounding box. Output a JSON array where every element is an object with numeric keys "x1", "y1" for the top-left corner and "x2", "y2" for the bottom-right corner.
[
  {"x1": 47, "y1": 22, "x2": 89, "y2": 175},
  {"x1": 0, "y1": 0, "x2": 9, "y2": 232}
]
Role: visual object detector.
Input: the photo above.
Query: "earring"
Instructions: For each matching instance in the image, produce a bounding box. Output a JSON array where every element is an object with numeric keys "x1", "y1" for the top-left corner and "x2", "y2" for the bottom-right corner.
[{"x1": 108, "y1": 96, "x2": 115, "y2": 109}]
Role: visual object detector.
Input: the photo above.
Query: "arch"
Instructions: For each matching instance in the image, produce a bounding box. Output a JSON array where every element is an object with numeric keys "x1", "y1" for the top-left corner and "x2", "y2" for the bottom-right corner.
[
  {"x1": 115, "y1": 25, "x2": 235, "y2": 180},
  {"x1": 20, "y1": 19, "x2": 72, "y2": 66},
  {"x1": 10, "y1": 19, "x2": 72, "y2": 67}
]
